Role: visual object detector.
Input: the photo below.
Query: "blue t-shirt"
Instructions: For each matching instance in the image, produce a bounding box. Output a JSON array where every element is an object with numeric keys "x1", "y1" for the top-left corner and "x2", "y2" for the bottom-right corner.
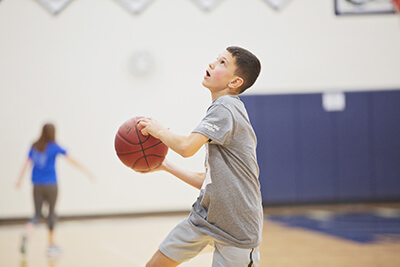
[{"x1": 29, "y1": 142, "x2": 67, "y2": 185}]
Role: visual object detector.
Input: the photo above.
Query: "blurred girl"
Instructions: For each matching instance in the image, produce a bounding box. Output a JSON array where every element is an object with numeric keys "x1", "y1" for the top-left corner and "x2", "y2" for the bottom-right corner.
[{"x1": 16, "y1": 123, "x2": 93, "y2": 256}]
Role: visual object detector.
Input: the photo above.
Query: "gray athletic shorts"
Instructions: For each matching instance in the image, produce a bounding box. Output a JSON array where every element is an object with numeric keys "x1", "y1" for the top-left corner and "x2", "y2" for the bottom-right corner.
[{"x1": 159, "y1": 218, "x2": 260, "y2": 267}]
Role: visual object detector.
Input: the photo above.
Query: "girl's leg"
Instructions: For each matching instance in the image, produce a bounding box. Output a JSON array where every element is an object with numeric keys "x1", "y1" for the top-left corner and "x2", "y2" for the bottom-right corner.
[
  {"x1": 21, "y1": 186, "x2": 43, "y2": 254},
  {"x1": 46, "y1": 185, "x2": 62, "y2": 256},
  {"x1": 47, "y1": 185, "x2": 58, "y2": 247},
  {"x1": 32, "y1": 185, "x2": 44, "y2": 226}
]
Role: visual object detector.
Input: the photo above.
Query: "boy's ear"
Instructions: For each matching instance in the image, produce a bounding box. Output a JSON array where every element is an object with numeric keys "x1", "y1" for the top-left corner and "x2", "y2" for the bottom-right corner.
[{"x1": 228, "y1": 77, "x2": 244, "y2": 91}]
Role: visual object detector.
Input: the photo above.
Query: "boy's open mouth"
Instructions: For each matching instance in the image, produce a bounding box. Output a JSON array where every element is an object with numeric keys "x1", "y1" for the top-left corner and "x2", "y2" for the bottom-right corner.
[{"x1": 205, "y1": 70, "x2": 211, "y2": 77}]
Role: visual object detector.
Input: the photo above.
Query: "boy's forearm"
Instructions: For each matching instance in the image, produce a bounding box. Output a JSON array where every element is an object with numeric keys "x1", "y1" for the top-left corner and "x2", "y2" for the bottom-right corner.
[
  {"x1": 163, "y1": 160, "x2": 205, "y2": 190},
  {"x1": 157, "y1": 130, "x2": 197, "y2": 158},
  {"x1": 138, "y1": 118, "x2": 208, "y2": 158}
]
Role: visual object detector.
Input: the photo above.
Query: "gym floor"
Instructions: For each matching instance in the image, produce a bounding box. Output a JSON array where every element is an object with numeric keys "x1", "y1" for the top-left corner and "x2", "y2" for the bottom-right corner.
[{"x1": 0, "y1": 203, "x2": 399, "y2": 267}]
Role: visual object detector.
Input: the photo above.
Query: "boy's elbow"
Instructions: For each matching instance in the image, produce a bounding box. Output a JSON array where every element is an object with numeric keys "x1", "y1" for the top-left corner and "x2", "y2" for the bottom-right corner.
[
  {"x1": 178, "y1": 144, "x2": 196, "y2": 158},
  {"x1": 180, "y1": 148, "x2": 195, "y2": 158},
  {"x1": 175, "y1": 136, "x2": 203, "y2": 158}
]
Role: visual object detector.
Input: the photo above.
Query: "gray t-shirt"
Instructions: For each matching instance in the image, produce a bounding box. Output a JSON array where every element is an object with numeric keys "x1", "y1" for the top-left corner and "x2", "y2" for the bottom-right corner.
[{"x1": 189, "y1": 95, "x2": 263, "y2": 249}]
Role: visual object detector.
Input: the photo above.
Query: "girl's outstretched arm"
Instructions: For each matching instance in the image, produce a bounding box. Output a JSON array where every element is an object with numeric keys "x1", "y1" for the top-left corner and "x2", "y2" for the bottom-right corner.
[
  {"x1": 16, "y1": 158, "x2": 32, "y2": 189},
  {"x1": 64, "y1": 155, "x2": 95, "y2": 181}
]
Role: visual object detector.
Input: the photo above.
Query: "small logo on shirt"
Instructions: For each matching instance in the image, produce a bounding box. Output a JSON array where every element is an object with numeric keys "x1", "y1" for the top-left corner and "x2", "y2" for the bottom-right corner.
[
  {"x1": 32, "y1": 151, "x2": 47, "y2": 168},
  {"x1": 203, "y1": 122, "x2": 220, "y2": 132}
]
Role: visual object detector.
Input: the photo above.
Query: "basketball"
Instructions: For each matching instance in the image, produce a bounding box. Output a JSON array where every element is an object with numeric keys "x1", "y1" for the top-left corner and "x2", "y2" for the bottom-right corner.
[{"x1": 114, "y1": 117, "x2": 168, "y2": 172}]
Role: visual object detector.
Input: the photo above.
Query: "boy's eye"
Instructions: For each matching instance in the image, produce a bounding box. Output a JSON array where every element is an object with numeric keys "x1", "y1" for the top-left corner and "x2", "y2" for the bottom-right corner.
[{"x1": 220, "y1": 60, "x2": 225, "y2": 65}]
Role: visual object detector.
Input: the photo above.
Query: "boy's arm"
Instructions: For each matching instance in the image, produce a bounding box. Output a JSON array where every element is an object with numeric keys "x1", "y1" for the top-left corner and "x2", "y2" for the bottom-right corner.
[
  {"x1": 153, "y1": 159, "x2": 205, "y2": 190},
  {"x1": 137, "y1": 117, "x2": 209, "y2": 158}
]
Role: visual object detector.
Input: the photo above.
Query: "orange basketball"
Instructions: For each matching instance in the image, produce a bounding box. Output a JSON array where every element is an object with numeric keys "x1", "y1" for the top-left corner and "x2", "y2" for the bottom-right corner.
[{"x1": 114, "y1": 117, "x2": 168, "y2": 172}]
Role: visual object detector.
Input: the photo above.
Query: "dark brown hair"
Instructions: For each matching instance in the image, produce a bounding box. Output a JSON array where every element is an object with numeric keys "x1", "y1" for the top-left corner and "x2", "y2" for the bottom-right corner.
[
  {"x1": 226, "y1": 46, "x2": 261, "y2": 94},
  {"x1": 32, "y1": 123, "x2": 56, "y2": 151}
]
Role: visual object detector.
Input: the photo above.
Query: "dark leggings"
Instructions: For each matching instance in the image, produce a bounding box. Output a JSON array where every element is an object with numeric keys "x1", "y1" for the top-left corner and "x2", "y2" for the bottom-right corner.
[{"x1": 30, "y1": 185, "x2": 58, "y2": 230}]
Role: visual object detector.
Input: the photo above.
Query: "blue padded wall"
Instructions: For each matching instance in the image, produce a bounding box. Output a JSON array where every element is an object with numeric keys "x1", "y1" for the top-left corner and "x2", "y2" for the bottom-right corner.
[
  {"x1": 241, "y1": 89, "x2": 400, "y2": 205},
  {"x1": 336, "y1": 92, "x2": 373, "y2": 201},
  {"x1": 297, "y1": 94, "x2": 337, "y2": 202},
  {"x1": 371, "y1": 91, "x2": 400, "y2": 199},
  {"x1": 249, "y1": 95, "x2": 298, "y2": 203}
]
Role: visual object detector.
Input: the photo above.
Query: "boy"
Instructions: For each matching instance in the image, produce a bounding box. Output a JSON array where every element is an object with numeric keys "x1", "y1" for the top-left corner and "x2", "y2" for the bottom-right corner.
[{"x1": 138, "y1": 46, "x2": 263, "y2": 266}]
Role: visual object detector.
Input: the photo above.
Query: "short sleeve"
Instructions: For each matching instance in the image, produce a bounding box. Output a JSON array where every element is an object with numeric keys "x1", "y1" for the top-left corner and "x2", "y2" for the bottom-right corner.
[
  {"x1": 46, "y1": 142, "x2": 67, "y2": 156},
  {"x1": 192, "y1": 104, "x2": 233, "y2": 145},
  {"x1": 54, "y1": 143, "x2": 67, "y2": 155},
  {"x1": 28, "y1": 146, "x2": 34, "y2": 159}
]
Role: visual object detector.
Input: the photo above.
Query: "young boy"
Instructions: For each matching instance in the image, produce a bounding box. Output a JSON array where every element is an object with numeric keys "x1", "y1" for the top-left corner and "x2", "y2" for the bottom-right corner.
[{"x1": 138, "y1": 46, "x2": 263, "y2": 267}]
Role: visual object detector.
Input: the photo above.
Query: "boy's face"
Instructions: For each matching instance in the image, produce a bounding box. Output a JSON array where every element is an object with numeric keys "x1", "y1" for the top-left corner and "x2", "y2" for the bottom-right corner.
[{"x1": 202, "y1": 50, "x2": 238, "y2": 92}]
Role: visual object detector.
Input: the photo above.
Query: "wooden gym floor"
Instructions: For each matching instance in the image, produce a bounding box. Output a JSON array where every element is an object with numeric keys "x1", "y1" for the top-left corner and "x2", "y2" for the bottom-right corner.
[{"x1": 0, "y1": 203, "x2": 399, "y2": 267}]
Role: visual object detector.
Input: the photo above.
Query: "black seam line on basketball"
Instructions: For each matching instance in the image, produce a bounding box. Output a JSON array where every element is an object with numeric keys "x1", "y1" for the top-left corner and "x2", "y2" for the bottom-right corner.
[
  {"x1": 133, "y1": 117, "x2": 151, "y2": 169},
  {"x1": 129, "y1": 154, "x2": 164, "y2": 170},
  {"x1": 142, "y1": 154, "x2": 165, "y2": 158},
  {"x1": 117, "y1": 141, "x2": 164, "y2": 156},
  {"x1": 130, "y1": 156, "x2": 149, "y2": 171},
  {"x1": 117, "y1": 130, "x2": 151, "y2": 146},
  {"x1": 117, "y1": 150, "x2": 142, "y2": 156},
  {"x1": 131, "y1": 154, "x2": 165, "y2": 169},
  {"x1": 117, "y1": 132, "x2": 142, "y2": 146}
]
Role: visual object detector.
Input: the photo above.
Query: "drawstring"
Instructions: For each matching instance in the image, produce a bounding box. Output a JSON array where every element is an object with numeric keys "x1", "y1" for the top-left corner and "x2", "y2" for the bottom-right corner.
[{"x1": 248, "y1": 248, "x2": 254, "y2": 267}]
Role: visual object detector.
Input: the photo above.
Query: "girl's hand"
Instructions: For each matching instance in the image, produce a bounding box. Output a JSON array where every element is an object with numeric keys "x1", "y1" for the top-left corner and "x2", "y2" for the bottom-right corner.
[{"x1": 15, "y1": 180, "x2": 22, "y2": 190}]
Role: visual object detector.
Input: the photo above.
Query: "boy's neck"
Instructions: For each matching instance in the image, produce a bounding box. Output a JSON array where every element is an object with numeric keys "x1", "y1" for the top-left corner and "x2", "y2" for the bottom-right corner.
[{"x1": 211, "y1": 88, "x2": 238, "y2": 101}]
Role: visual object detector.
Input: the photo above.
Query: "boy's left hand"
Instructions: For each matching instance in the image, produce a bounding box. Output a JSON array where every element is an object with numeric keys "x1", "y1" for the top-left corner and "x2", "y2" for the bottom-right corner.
[{"x1": 136, "y1": 158, "x2": 168, "y2": 174}]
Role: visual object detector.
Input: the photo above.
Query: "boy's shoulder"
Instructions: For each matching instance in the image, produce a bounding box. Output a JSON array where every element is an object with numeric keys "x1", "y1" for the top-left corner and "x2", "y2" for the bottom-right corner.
[
  {"x1": 208, "y1": 95, "x2": 247, "y2": 119},
  {"x1": 208, "y1": 95, "x2": 240, "y2": 113}
]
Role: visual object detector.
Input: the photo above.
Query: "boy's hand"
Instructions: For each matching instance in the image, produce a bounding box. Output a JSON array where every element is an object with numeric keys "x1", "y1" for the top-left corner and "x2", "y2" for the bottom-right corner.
[
  {"x1": 136, "y1": 158, "x2": 168, "y2": 174},
  {"x1": 137, "y1": 117, "x2": 167, "y2": 139}
]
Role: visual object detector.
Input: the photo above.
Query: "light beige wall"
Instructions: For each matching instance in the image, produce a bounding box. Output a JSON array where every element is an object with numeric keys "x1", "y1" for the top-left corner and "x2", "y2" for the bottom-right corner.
[{"x1": 1, "y1": 0, "x2": 399, "y2": 218}]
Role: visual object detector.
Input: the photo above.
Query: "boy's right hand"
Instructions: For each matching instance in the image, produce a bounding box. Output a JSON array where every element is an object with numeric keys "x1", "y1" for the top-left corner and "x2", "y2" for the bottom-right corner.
[{"x1": 137, "y1": 117, "x2": 168, "y2": 140}]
